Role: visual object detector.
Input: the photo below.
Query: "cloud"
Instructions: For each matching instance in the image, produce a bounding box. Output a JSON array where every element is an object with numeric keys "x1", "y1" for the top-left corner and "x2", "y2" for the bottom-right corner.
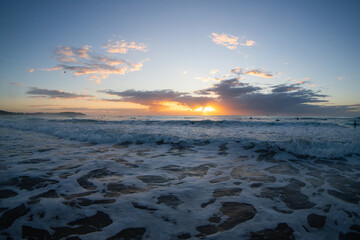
[
  {"x1": 103, "y1": 39, "x2": 147, "y2": 54},
  {"x1": 197, "y1": 67, "x2": 275, "y2": 83},
  {"x1": 194, "y1": 78, "x2": 336, "y2": 115},
  {"x1": 27, "y1": 87, "x2": 94, "y2": 99},
  {"x1": 230, "y1": 67, "x2": 242, "y2": 75},
  {"x1": 9, "y1": 83, "x2": 23, "y2": 87},
  {"x1": 92, "y1": 56, "x2": 127, "y2": 66},
  {"x1": 194, "y1": 78, "x2": 351, "y2": 115},
  {"x1": 39, "y1": 66, "x2": 62, "y2": 71},
  {"x1": 100, "y1": 89, "x2": 215, "y2": 112},
  {"x1": 271, "y1": 84, "x2": 301, "y2": 93},
  {"x1": 38, "y1": 42, "x2": 147, "y2": 83},
  {"x1": 195, "y1": 76, "x2": 224, "y2": 82},
  {"x1": 244, "y1": 69, "x2": 274, "y2": 78},
  {"x1": 210, "y1": 33, "x2": 255, "y2": 50},
  {"x1": 102, "y1": 89, "x2": 184, "y2": 101},
  {"x1": 210, "y1": 69, "x2": 219, "y2": 74},
  {"x1": 240, "y1": 40, "x2": 256, "y2": 46},
  {"x1": 98, "y1": 74, "x2": 358, "y2": 116},
  {"x1": 210, "y1": 33, "x2": 239, "y2": 49},
  {"x1": 56, "y1": 45, "x2": 91, "y2": 59},
  {"x1": 196, "y1": 78, "x2": 261, "y2": 97},
  {"x1": 338, "y1": 76, "x2": 345, "y2": 80},
  {"x1": 29, "y1": 69, "x2": 35, "y2": 73},
  {"x1": 59, "y1": 63, "x2": 128, "y2": 76}
]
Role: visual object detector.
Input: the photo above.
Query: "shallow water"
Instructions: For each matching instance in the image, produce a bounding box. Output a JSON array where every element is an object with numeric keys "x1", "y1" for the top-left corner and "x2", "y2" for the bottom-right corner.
[{"x1": 0, "y1": 115, "x2": 359, "y2": 239}]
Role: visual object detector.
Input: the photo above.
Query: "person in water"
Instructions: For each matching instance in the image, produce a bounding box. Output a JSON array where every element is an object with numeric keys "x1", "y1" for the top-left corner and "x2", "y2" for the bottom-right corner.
[{"x1": 354, "y1": 120, "x2": 358, "y2": 127}]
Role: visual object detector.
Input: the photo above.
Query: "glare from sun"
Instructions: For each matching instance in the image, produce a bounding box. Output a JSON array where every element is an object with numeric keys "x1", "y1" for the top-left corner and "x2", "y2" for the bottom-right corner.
[
  {"x1": 203, "y1": 106, "x2": 215, "y2": 112},
  {"x1": 194, "y1": 106, "x2": 216, "y2": 113}
]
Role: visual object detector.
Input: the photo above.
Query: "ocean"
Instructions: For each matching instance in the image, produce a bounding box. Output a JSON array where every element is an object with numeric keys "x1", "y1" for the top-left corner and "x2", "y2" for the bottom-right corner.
[{"x1": 0, "y1": 114, "x2": 359, "y2": 239}]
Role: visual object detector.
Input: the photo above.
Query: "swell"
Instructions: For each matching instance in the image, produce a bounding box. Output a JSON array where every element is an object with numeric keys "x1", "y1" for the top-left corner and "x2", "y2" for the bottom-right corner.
[{"x1": 0, "y1": 117, "x2": 359, "y2": 158}]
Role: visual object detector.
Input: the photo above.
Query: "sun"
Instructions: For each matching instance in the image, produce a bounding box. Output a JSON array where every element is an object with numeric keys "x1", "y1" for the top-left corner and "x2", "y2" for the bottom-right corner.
[
  {"x1": 203, "y1": 106, "x2": 216, "y2": 112},
  {"x1": 194, "y1": 106, "x2": 216, "y2": 113}
]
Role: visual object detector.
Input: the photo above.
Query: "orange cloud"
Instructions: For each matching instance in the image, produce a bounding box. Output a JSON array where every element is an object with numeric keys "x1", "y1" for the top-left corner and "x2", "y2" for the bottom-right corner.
[
  {"x1": 69, "y1": 65, "x2": 128, "y2": 76},
  {"x1": 58, "y1": 57, "x2": 77, "y2": 63},
  {"x1": 29, "y1": 68, "x2": 35, "y2": 73},
  {"x1": 210, "y1": 33, "x2": 255, "y2": 50},
  {"x1": 39, "y1": 66, "x2": 62, "y2": 71},
  {"x1": 210, "y1": 33, "x2": 239, "y2": 49},
  {"x1": 240, "y1": 40, "x2": 256, "y2": 46},
  {"x1": 129, "y1": 62, "x2": 144, "y2": 72},
  {"x1": 56, "y1": 45, "x2": 91, "y2": 59},
  {"x1": 104, "y1": 39, "x2": 147, "y2": 54},
  {"x1": 245, "y1": 69, "x2": 274, "y2": 78}
]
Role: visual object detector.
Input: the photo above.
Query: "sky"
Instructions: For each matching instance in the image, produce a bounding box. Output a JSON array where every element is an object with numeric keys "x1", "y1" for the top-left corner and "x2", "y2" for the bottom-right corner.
[{"x1": 0, "y1": 0, "x2": 359, "y2": 116}]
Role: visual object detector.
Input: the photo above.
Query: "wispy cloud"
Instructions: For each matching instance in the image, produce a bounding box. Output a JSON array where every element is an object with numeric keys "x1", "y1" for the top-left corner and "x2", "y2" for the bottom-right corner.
[
  {"x1": 195, "y1": 76, "x2": 225, "y2": 82},
  {"x1": 210, "y1": 33, "x2": 239, "y2": 49},
  {"x1": 37, "y1": 40, "x2": 147, "y2": 83},
  {"x1": 240, "y1": 40, "x2": 256, "y2": 46},
  {"x1": 39, "y1": 66, "x2": 63, "y2": 71},
  {"x1": 27, "y1": 87, "x2": 94, "y2": 99},
  {"x1": 9, "y1": 83, "x2": 23, "y2": 87},
  {"x1": 103, "y1": 39, "x2": 147, "y2": 54},
  {"x1": 28, "y1": 69, "x2": 35, "y2": 73},
  {"x1": 197, "y1": 66, "x2": 275, "y2": 83},
  {"x1": 230, "y1": 67, "x2": 242, "y2": 75},
  {"x1": 244, "y1": 69, "x2": 274, "y2": 78},
  {"x1": 56, "y1": 45, "x2": 91, "y2": 62},
  {"x1": 210, "y1": 69, "x2": 219, "y2": 74},
  {"x1": 210, "y1": 33, "x2": 255, "y2": 50}
]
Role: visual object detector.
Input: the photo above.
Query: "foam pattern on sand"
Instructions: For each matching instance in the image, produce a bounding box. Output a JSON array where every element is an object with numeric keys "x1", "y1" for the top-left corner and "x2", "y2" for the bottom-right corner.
[{"x1": 1, "y1": 125, "x2": 360, "y2": 239}]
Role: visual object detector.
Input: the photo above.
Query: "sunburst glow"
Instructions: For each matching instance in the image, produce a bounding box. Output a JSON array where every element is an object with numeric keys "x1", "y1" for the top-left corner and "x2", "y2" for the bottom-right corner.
[
  {"x1": 194, "y1": 106, "x2": 216, "y2": 113},
  {"x1": 203, "y1": 106, "x2": 215, "y2": 112}
]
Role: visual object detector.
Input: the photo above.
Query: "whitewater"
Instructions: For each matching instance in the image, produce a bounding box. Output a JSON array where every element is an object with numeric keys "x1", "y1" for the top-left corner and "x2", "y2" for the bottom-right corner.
[{"x1": 0, "y1": 114, "x2": 359, "y2": 239}]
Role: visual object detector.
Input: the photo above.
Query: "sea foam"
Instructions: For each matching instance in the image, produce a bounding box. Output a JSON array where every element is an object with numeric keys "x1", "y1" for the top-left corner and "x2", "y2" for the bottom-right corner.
[{"x1": 0, "y1": 115, "x2": 358, "y2": 158}]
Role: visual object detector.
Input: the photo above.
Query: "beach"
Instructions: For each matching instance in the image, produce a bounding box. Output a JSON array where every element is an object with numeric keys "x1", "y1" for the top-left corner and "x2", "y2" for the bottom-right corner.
[{"x1": 0, "y1": 115, "x2": 359, "y2": 239}]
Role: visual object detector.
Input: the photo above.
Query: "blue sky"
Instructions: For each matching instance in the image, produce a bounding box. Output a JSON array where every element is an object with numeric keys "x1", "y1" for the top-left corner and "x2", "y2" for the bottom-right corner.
[{"x1": 0, "y1": 0, "x2": 359, "y2": 115}]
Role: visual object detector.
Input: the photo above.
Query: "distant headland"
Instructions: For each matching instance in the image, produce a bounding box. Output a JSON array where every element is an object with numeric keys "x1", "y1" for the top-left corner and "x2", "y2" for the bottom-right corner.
[{"x1": 0, "y1": 110, "x2": 86, "y2": 116}]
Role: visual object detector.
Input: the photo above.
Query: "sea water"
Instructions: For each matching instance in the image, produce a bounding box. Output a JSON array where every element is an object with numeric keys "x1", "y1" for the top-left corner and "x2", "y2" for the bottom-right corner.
[{"x1": 0, "y1": 115, "x2": 359, "y2": 239}]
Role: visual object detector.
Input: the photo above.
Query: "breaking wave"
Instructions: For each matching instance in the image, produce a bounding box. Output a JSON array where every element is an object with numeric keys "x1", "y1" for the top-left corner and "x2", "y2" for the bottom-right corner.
[{"x1": 0, "y1": 116, "x2": 359, "y2": 158}]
